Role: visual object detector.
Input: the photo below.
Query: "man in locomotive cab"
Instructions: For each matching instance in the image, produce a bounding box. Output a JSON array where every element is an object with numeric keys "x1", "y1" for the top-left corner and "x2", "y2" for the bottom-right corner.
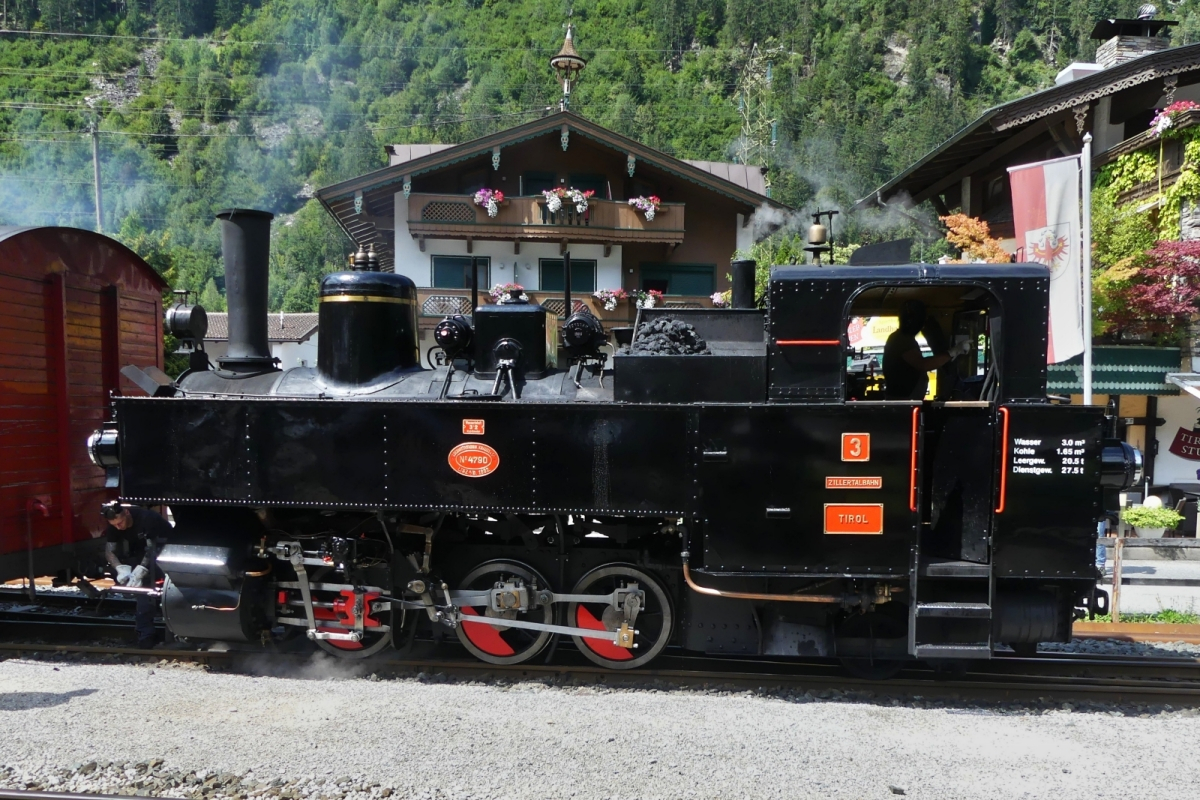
[
  {"x1": 101, "y1": 501, "x2": 170, "y2": 648},
  {"x1": 882, "y1": 300, "x2": 967, "y2": 400}
]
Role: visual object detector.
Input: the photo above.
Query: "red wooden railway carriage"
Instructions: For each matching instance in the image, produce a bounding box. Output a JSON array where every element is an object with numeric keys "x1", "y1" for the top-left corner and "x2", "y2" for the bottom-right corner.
[{"x1": 0, "y1": 226, "x2": 167, "y2": 586}]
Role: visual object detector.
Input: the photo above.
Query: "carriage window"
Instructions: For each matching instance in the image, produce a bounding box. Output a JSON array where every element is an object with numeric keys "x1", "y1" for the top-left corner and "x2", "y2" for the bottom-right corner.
[{"x1": 844, "y1": 285, "x2": 998, "y2": 403}]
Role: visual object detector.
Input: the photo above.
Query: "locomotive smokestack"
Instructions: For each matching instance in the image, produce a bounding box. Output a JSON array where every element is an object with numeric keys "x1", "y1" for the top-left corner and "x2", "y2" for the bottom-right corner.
[
  {"x1": 216, "y1": 208, "x2": 277, "y2": 373},
  {"x1": 563, "y1": 250, "x2": 572, "y2": 320},
  {"x1": 731, "y1": 259, "x2": 756, "y2": 309},
  {"x1": 470, "y1": 255, "x2": 480, "y2": 319}
]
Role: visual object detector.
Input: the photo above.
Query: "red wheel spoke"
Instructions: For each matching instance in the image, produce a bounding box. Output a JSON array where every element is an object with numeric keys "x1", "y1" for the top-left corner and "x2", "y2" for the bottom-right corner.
[{"x1": 460, "y1": 606, "x2": 516, "y2": 657}]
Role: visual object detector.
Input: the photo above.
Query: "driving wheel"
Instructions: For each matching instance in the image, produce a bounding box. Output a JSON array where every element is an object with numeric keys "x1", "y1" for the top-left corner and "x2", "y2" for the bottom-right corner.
[
  {"x1": 455, "y1": 560, "x2": 555, "y2": 665},
  {"x1": 567, "y1": 564, "x2": 673, "y2": 670}
]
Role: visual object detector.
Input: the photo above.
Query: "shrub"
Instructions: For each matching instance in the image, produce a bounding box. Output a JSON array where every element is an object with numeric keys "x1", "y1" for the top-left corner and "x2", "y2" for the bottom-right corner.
[
  {"x1": 1121, "y1": 505, "x2": 1184, "y2": 529},
  {"x1": 1100, "y1": 240, "x2": 1200, "y2": 343}
]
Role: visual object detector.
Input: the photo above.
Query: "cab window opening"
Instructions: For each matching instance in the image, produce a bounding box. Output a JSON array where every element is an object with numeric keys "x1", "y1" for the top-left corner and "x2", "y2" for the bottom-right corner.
[{"x1": 843, "y1": 284, "x2": 1000, "y2": 404}]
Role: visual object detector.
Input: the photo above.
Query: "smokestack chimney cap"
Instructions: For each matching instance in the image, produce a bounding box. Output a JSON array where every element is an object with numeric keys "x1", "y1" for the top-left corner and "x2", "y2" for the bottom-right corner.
[{"x1": 216, "y1": 208, "x2": 275, "y2": 221}]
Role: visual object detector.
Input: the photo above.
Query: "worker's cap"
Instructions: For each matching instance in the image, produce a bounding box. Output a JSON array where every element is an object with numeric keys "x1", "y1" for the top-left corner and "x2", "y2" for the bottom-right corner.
[{"x1": 100, "y1": 501, "x2": 126, "y2": 520}]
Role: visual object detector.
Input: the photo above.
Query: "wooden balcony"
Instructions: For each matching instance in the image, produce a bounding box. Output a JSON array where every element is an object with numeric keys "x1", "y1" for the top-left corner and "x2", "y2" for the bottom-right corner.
[
  {"x1": 1094, "y1": 108, "x2": 1200, "y2": 206},
  {"x1": 406, "y1": 193, "x2": 685, "y2": 248},
  {"x1": 414, "y1": 288, "x2": 713, "y2": 330}
]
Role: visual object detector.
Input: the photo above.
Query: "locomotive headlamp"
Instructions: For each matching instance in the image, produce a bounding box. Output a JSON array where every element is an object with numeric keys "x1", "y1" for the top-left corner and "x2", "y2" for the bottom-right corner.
[
  {"x1": 434, "y1": 315, "x2": 474, "y2": 360},
  {"x1": 164, "y1": 290, "x2": 208, "y2": 343},
  {"x1": 87, "y1": 424, "x2": 120, "y2": 488},
  {"x1": 87, "y1": 425, "x2": 119, "y2": 469},
  {"x1": 1101, "y1": 440, "x2": 1143, "y2": 490},
  {"x1": 562, "y1": 311, "x2": 606, "y2": 358},
  {"x1": 493, "y1": 337, "x2": 523, "y2": 365}
]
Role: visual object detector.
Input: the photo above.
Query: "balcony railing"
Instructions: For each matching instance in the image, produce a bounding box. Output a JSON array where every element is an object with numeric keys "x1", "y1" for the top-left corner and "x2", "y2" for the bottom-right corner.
[
  {"x1": 415, "y1": 288, "x2": 712, "y2": 329},
  {"x1": 406, "y1": 193, "x2": 685, "y2": 245}
]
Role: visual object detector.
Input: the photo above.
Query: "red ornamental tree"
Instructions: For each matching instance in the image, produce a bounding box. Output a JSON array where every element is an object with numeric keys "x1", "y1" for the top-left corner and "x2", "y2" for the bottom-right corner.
[{"x1": 1108, "y1": 240, "x2": 1200, "y2": 341}]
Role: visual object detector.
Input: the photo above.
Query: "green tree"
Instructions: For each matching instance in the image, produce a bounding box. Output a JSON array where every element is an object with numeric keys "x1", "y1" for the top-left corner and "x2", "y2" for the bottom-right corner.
[{"x1": 199, "y1": 277, "x2": 226, "y2": 311}]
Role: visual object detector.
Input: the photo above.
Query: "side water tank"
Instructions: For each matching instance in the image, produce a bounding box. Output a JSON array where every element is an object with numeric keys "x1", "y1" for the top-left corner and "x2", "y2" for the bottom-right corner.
[{"x1": 317, "y1": 271, "x2": 419, "y2": 384}]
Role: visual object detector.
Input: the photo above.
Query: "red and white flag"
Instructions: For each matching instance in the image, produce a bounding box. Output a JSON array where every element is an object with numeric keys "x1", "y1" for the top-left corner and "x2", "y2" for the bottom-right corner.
[{"x1": 1008, "y1": 155, "x2": 1084, "y2": 363}]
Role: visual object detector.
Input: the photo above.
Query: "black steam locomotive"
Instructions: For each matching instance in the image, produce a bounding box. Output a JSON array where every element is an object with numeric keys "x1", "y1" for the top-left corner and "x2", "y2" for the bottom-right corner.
[{"x1": 89, "y1": 209, "x2": 1140, "y2": 673}]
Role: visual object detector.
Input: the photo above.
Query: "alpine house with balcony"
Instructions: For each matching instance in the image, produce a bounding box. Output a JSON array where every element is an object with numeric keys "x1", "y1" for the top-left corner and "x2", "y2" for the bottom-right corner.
[{"x1": 316, "y1": 26, "x2": 785, "y2": 353}]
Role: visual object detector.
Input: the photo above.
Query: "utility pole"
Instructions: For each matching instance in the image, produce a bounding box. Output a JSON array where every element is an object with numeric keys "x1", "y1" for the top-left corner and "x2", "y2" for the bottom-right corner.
[{"x1": 90, "y1": 120, "x2": 103, "y2": 233}]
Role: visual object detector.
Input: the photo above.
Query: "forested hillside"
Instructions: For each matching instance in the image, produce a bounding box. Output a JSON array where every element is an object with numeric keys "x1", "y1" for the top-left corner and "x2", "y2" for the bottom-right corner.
[{"x1": 0, "y1": 0, "x2": 1178, "y2": 309}]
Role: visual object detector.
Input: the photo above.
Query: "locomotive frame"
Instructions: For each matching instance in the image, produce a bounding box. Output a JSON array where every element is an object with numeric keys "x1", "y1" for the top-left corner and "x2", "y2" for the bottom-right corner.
[{"x1": 92, "y1": 209, "x2": 1140, "y2": 672}]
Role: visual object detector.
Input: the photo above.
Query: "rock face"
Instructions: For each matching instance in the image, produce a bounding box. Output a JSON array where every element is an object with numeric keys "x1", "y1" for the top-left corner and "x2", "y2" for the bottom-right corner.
[
  {"x1": 626, "y1": 317, "x2": 711, "y2": 355},
  {"x1": 1182, "y1": 201, "x2": 1200, "y2": 242}
]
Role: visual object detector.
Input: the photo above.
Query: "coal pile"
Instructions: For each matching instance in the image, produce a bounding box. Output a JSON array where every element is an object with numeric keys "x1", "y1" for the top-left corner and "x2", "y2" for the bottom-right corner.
[{"x1": 625, "y1": 317, "x2": 711, "y2": 355}]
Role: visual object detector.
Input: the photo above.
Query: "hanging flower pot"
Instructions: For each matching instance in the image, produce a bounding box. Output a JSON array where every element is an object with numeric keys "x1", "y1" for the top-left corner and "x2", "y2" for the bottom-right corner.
[
  {"x1": 490, "y1": 283, "x2": 528, "y2": 304},
  {"x1": 473, "y1": 188, "x2": 505, "y2": 218},
  {"x1": 593, "y1": 288, "x2": 628, "y2": 312},
  {"x1": 628, "y1": 195, "x2": 661, "y2": 222},
  {"x1": 542, "y1": 187, "x2": 595, "y2": 216}
]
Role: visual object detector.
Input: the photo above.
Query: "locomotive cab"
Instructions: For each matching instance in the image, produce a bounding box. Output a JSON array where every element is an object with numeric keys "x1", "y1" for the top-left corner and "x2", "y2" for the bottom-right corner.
[{"x1": 841, "y1": 283, "x2": 1002, "y2": 403}]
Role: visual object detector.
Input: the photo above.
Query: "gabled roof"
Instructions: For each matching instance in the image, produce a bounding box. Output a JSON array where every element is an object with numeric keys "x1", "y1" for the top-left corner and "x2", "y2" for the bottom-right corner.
[
  {"x1": 205, "y1": 312, "x2": 319, "y2": 343},
  {"x1": 385, "y1": 147, "x2": 768, "y2": 195},
  {"x1": 317, "y1": 111, "x2": 785, "y2": 270},
  {"x1": 385, "y1": 143, "x2": 453, "y2": 165},
  {"x1": 0, "y1": 226, "x2": 169, "y2": 290},
  {"x1": 855, "y1": 41, "x2": 1200, "y2": 210},
  {"x1": 683, "y1": 160, "x2": 769, "y2": 196}
]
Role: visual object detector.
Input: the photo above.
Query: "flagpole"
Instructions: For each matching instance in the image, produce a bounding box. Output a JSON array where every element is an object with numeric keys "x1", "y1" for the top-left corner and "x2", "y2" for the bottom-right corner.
[{"x1": 1082, "y1": 133, "x2": 1094, "y2": 406}]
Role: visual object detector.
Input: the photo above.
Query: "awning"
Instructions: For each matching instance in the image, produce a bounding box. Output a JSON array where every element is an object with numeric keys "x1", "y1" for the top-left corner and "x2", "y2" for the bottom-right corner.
[
  {"x1": 1168, "y1": 373, "x2": 1200, "y2": 400},
  {"x1": 1046, "y1": 346, "x2": 1182, "y2": 395}
]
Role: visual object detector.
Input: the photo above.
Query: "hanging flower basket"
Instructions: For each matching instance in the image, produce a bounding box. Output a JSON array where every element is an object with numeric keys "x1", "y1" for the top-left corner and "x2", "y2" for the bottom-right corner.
[
  {"x1": 593, "y1": 288, "x2": 629, "y2": 312},
  {"x1": 542, "y1": 187, "x2": 594, "y2": 214},
  {"x1": 489, "y1": 282, "x2": 528, "y2": 304},
  {"x1": 635, "y1": 289, "x2": 664, "y2": 309},
  {"x1": 473, "y1": 188, "x2": 505, "y2": 218},
  {"x1": 628, "y1": 195, "x2": 662, "y2": 221},
  {"x1": 1149, "y1": 101, "x2": 1200, "y2": 139}
]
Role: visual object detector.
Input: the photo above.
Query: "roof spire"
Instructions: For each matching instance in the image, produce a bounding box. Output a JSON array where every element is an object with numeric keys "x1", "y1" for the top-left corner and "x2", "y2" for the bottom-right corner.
[{"x1": 550, "y1": 20, "x2": 586, "y2": 112}]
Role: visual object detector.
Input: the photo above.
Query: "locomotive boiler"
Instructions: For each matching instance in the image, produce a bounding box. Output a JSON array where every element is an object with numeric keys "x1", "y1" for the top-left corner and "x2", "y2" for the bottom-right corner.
[{"x1": 90, "y1": 209, "x2": 1141, "y2": 673}]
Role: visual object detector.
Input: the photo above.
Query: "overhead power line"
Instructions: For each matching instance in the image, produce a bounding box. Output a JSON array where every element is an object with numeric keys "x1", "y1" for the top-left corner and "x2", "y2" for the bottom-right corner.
[{"x1": 0, "y1": 27, "x2": 760, "y2": 55}]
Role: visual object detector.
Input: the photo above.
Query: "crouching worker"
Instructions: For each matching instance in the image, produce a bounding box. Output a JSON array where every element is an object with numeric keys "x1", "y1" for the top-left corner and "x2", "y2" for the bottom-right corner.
[{"x1": 101, "y1": 501, "x2": 170, "y2": 649}]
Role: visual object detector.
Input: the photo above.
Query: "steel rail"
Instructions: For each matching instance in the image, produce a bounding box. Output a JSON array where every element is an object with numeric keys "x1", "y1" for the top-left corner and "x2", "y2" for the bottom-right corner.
[
  {"x1": 4, "y1": 641, "x2": 1200, "y2": 706},
  {"x1": 0, "y1": 790, "x2": 141, "y2": 800}
]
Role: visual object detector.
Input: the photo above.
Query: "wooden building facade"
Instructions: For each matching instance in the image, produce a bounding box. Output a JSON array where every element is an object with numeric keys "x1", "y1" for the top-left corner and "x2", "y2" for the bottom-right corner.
[
  {"x1": 0, "y1": 226, "x2": 167, "y2": 583},
  {"x1": 317, "y1": 111, "x2": 782, "y2": 357}
]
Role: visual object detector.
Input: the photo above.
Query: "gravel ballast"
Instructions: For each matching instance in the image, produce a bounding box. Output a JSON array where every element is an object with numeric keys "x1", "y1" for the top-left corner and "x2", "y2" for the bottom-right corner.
[
  {"x1": 1040, "y1": 638, "x2": 1200, "y2": 657},
  {"x1": 3, "y1": 657, "x2": 1200, "y2": 799}
]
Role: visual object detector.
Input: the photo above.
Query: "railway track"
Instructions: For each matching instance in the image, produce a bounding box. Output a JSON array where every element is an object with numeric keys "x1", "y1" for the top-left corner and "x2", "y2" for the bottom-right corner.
[
  {"x1": 3, "y1": 635, "x2": 1200, "y2": 706},
  {"x1": 4, "y1": 589, "x2": 1200, "y2": 705},
  {"x1": 0, "y1": 791, "x2": 139, "y2": 800}
]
